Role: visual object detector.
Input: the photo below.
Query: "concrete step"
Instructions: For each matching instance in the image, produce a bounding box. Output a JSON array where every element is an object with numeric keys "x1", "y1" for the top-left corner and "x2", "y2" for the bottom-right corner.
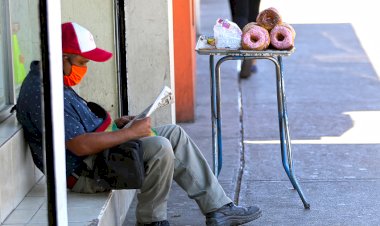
[{"x1": 1, "y1": 177, "x2": 136, "y2": 226}]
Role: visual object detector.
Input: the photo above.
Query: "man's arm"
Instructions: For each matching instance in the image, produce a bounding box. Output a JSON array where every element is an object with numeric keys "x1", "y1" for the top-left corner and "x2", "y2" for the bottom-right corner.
[{"x1": 66, "y1": 117, "x2": 151, "y2": 156}]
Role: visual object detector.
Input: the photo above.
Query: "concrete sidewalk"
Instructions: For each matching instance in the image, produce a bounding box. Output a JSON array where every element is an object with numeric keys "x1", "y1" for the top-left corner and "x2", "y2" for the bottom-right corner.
[{"x1": 125, "y1": 0, "x2": 380, "y2": 225}]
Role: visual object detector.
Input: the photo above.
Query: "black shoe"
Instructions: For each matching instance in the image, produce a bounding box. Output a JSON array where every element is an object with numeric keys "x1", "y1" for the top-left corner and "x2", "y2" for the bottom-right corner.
[
  {"x1": 239, "y1": 59, "x2": 257, "y2": 79},
  {"x1": 136, "y1": 220, "x2": 170, "y2": 226},
  {"x1": 205, "y1": 203, "x2": 262, "y2": 226}
]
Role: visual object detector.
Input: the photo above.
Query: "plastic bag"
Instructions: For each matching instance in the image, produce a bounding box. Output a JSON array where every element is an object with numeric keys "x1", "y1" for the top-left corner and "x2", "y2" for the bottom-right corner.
[{"x1": 213, "y1": 18, "x2": 242, "y2": 49}]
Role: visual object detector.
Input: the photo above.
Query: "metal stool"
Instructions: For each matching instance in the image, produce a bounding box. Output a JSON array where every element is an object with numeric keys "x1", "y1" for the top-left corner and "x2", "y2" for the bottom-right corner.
[{"x1": 196, "y1": 36, "x2": 310, "y2": 209}]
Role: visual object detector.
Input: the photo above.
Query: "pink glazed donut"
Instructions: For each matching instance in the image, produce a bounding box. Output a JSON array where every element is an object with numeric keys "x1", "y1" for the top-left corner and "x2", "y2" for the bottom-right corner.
[
  {"x1": 241, "y1": 25, "x2": 270, "y2": 51},
  {"x1": 270, "y1": 24, "x2": 295, "y2": 50}
]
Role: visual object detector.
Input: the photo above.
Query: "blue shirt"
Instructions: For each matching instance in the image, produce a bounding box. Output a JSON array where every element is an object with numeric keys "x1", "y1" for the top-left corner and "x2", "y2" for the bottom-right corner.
[{"x1": 16, "y1": 61, "x2": 103, "y2": 177}]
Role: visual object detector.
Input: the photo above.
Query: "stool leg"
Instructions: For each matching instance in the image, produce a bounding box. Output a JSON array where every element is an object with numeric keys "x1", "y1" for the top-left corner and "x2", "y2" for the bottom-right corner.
[
  {"x1": 209, "y1": 55, "x2": 219, "y2": 175},
  {"x1": 215, "y1": 58, "x2": 225, "y2": 176},
  {"x1": 275, "y1": 56, "x2": 310, "y2": 209}
]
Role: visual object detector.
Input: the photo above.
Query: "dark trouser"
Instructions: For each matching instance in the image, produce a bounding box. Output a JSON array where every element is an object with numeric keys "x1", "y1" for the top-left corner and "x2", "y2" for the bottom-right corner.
[
  {"x1": 229, "y1": 0, "x2": 262, "y2": 77},
  {"x1": 229, "y1": 0, "x2": 261, "y2": 29}
]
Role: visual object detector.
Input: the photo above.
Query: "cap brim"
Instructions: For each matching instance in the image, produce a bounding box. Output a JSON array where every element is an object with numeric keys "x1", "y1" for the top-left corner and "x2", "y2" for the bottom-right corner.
[{"x1": 81, "y1": 48, "x2": 113, "y2": 62}]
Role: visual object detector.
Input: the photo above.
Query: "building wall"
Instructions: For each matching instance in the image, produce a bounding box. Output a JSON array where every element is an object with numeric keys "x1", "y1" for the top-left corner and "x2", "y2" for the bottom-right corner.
[
  {"x1": 0, "y1": 116, "x2": 43, "y2": 223},
  {"x1": 173, "y1": 0, "x2": 196, "y2": 122},
  {"x1": 61, "y1": 0, "x2": 119, "y2": 120},
  {"x1": 60, "y1": 0, "x2": 176, "y2": 125},
  {"x1": 125, "y1": 0, "x2": 175, "y2": 126}
]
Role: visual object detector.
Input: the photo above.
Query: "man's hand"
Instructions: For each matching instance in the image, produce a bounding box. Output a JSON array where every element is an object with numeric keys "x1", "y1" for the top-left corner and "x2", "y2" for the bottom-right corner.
[
  {"x1": 125, "y1": 117, "x2": 152, "y2": 140},
  {"x1": 66, "y1": 117, "x2": 152, "y2": 156},
  {"x1": 114, "y1": 115, "x2": 135, "y2": 129}
]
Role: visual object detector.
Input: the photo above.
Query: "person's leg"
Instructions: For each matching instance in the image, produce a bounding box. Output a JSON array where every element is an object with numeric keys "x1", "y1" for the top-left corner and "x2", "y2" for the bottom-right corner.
[
  {"x1": 248, "y1": 0, "x2": 261, "y2": 23},
  {"x1": 155, "y1": 124, "x2": 232, "y2": 214},
  {"x1": 240, "y1": 59, "x2": 256, "y2": 79},
  {"x1": 136, "y1": 136, "x2": 175, "y2": 223},
  {"x1": 238, "y1": 0, "x2": 262, "y2": 78},
  {"x1": 231, "y1": 0, "x2": 248, "y2": 29}
]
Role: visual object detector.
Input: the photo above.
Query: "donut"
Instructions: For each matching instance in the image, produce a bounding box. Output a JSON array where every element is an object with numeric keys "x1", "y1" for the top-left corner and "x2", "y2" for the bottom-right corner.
[
  {"x1": 282, "y1": 23, "x2": 296, "y2": 39},
  {"x1": 270, "y1": 24, "x2": 295, "y2": 50},
  {"x1": 256, "y1": 7, "x2": 282, "y2": 30},
  {"x1": 242, "y1": 22, "x2": 258, "y2": 33},
  {"x1": 241, "y1": 25, "x2": 270, "y2": 51}
]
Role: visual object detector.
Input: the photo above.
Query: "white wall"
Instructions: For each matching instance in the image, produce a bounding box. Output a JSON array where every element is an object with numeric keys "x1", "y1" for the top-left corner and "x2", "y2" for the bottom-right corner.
[
  {"x1": 0, "y1": 116, "x2": 43, "y2": 224},
  {"x1": 125, "y1": 0, "x2": 175, "y2": 126},
  {"x1": 61, "y1": 0, "x2": 176, "y2": 125},
  {"x1": 61, "y1": 0, "x2": 119, "y2": 120}
]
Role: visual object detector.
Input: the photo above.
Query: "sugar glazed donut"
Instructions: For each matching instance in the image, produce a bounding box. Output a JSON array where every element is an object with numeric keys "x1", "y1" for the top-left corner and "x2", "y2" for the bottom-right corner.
[
  {"x1": 256, "y1": 7, "x2": 282, "y2": 30},
  {"x1": 241, "y1": 24, "x2": 270, "y2": 50},
  {"x1": 270, "y1": 23, "x2": 296, "y2": 50},
  {"x1": 242, "y1": 22, "x2": 258, "y2": 33}
]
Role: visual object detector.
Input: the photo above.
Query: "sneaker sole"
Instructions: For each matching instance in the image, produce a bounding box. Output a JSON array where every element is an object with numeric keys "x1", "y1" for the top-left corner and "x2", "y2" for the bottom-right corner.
[{"x1": 206, "y1": 209, "x2": 262, "y2": 226}]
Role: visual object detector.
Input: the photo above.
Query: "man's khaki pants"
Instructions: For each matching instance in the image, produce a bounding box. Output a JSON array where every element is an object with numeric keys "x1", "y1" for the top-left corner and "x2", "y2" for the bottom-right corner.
[
  {"x1": 71, "y1": 124, "x2": 232, "y2": 223},
  {"x1": 137, "y1": 124, "x2": 231, "y2": 223}
]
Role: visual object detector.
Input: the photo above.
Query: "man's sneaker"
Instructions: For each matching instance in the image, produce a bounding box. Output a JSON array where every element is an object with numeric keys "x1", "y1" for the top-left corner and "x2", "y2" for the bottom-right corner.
[
  {"x1": 136, "y1": 220, "x2": 170, "y2": 226},
  {"x1": 205, "y1": 203, "x2": 262, "y2": 226}
]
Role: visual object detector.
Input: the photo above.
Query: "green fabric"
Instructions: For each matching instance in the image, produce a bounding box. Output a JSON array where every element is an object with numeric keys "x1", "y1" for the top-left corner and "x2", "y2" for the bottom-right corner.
[{"x1": 12, "y1": 34, "x2": 26, "y2": 84}]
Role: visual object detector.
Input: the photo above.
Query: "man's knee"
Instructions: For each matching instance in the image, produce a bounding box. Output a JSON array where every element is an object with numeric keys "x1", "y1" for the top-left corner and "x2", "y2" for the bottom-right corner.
[
  {"x1": 142, "y1": 136, "x2": 175, "y2": 176},
  {"x1": 150, "y1": 136, "x2": 175, "y2": 161},
  {"x1": 167, "y1": 124, "x2": 186, "y2": 138},
  {"x1": 163, "y1": 124, "x2": 181, "y2": 132},
  {"x1": 143, "y1": 136, "x2": 174, "y2": 161},
  {"x1": 173, "y1": 124, "x2": 184, "y2": 133}
]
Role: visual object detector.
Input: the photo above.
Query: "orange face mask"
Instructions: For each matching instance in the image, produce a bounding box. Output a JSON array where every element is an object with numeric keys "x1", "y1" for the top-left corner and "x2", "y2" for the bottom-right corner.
[{"x1": 63, "y1": 65, "x2": 88, "y2": 86}]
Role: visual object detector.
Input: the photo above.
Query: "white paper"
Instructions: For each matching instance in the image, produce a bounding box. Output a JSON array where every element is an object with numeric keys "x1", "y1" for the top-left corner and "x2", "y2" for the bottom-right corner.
[{"x1": 124, "y1": 86, "x2": 173, "y2": 128}]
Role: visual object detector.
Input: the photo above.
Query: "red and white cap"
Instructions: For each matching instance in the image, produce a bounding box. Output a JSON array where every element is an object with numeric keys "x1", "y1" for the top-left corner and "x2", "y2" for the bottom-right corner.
[{"x1": 61, "y1": 22, "x2": 112, "y2": 62}]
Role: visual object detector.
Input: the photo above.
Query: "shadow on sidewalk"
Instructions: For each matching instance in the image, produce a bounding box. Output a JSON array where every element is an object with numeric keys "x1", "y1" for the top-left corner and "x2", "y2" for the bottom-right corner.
[{"x1": 124, "y1": 21, "x2": 380, "y2": 226}]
